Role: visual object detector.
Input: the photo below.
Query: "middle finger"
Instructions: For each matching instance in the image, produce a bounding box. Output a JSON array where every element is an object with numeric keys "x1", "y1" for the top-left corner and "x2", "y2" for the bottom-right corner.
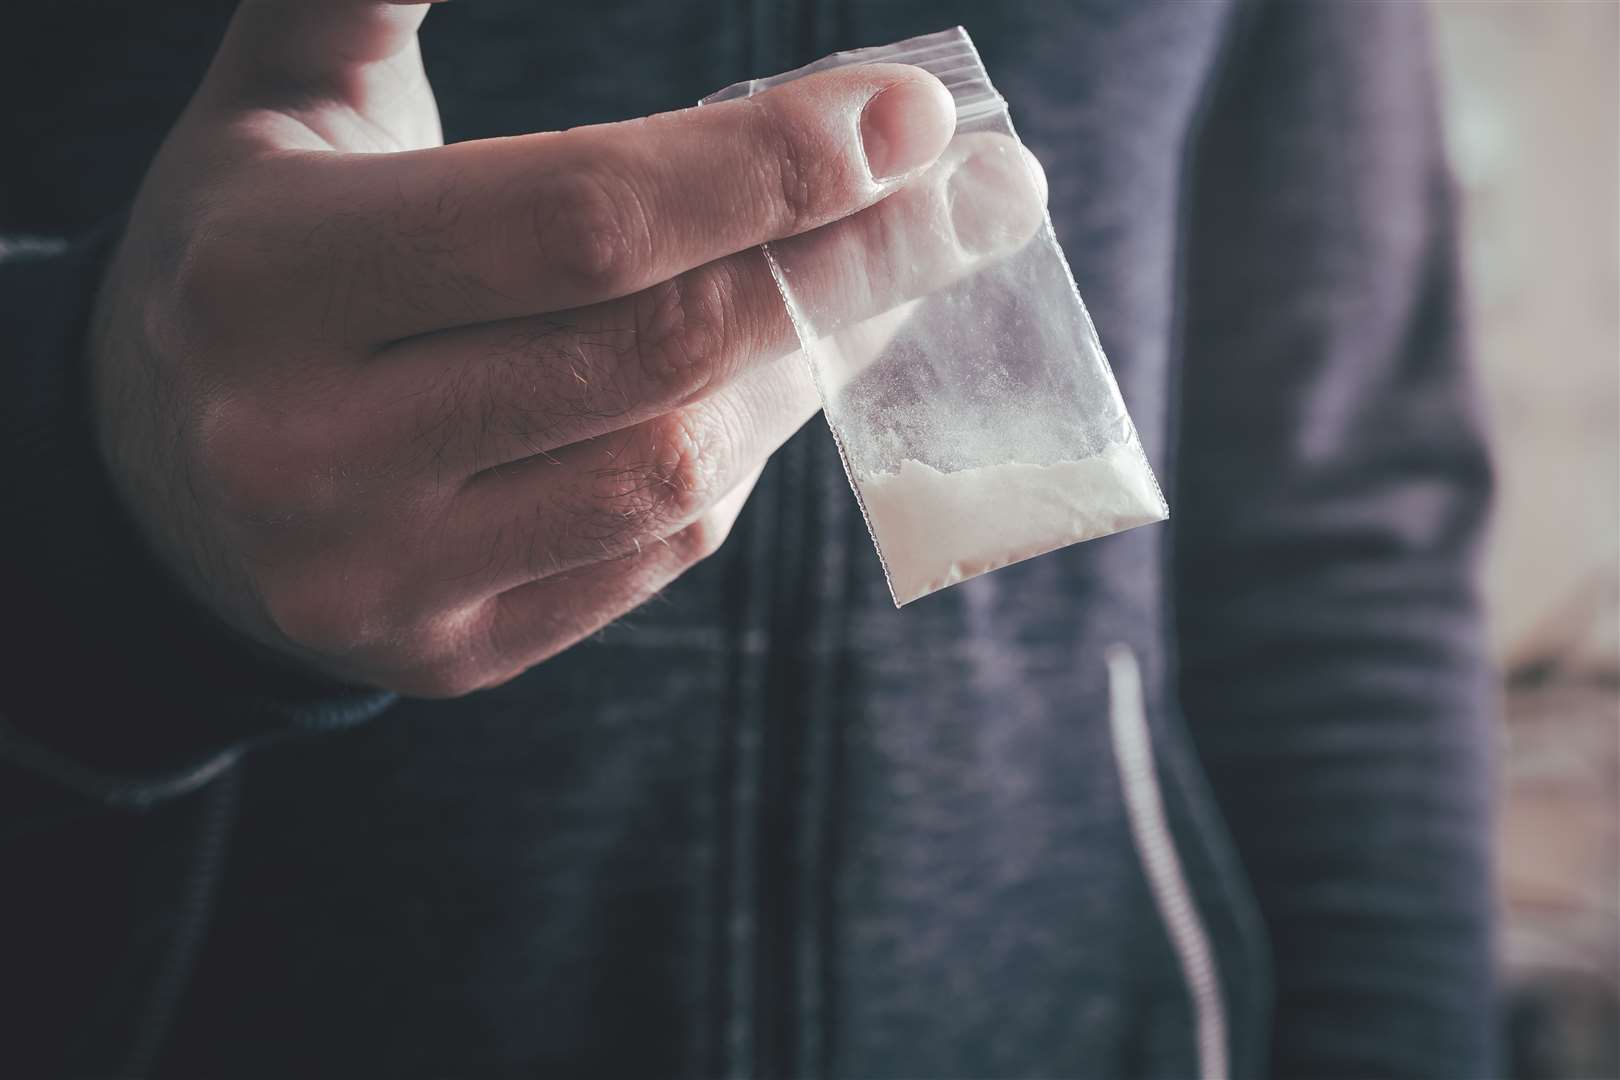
[{"x1": 393, "y1": 348, "x2": 821, "y2": 613}]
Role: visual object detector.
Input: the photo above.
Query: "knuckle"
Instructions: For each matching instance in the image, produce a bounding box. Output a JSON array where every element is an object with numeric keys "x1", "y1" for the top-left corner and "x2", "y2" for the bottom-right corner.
[
  {"x1": 260, "y1": 570, "x2": 373, "y2": 657},
  {"x1": 629, "y1": 262, "x2": 735, "y2": 398},
  {"x1": 276, "y1": 590, "x2": 494, "y2": 699},
  {"x1": 646, "y1": 408, "x2": 725, "y2": 523},
  {"x1": 671, "y1": 509, "x2": 731, "y2": 564},
  {"x1": 197, "y1": 396, "x2": 342, "y2": 518},
  {"x1": 578, "y1": 409, "x2": 722, "y2": 543},
  {"x1": 532, "y1": 169, "x2": 649, "y2": 300},
  {"x1": 745, "y1": 97, "x2": 833, "y2": 231},
  {"x1": 388, "y1": 605, "x2": 500, "y2": 698},
  {"x1": 391, "y1": 654, "x2": 490, "y2": 699}
]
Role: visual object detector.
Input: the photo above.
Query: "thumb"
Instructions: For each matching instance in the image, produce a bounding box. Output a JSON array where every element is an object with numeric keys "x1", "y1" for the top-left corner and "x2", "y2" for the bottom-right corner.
[{"x1": 206, "y1": 0, "x2": 439, "y2": 105}]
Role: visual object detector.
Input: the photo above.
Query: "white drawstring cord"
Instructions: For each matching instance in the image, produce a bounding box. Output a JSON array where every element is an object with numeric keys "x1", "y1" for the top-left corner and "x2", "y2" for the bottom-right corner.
[{"x1": 1106, "y1": 643, "x2": 1229, "y2": 1080}]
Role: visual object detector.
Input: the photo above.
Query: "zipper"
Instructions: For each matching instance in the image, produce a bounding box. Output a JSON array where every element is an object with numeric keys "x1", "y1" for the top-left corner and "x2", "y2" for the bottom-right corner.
[
  {"x1": 748, "y1": 8, "x2": 814, "y2": 1074},
  {"x1": 754, "y1": 433, "x2": 812, "y2": 1080},
  {"x1": 1157, "y1": 3, "x2": 1272, "y2": 1074},
  {"x1": 749, "y1": 0, "x2": 847, "y2": 1065},
  {"x1": 736, "y1": 2, "x2": 847, "y2": 1074},
  {"x1": 1106, "y1": 644, "x2": 1229, "y2": 1080}
]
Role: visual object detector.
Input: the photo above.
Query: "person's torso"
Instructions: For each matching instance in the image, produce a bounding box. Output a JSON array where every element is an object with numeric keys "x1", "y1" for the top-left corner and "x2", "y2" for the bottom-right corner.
[{"x1": 14, "y1": 2, "x2": 1270, "y2": 1075}]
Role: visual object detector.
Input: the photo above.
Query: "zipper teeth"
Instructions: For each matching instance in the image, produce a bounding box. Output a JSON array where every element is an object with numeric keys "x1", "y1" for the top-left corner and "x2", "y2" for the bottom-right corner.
[
  {"x1": 925, "y1": 61, "x2": 984, "y2": 82},
  {"x1": 952, "y1": 92, "x2": 1008, "y2": 125},
  {"x1": 854, "y1": 33, "x2": 976, "y2": 69},
  {"x1": 1105, "y1": 645, "x2": 1229, "y2": 1080}
]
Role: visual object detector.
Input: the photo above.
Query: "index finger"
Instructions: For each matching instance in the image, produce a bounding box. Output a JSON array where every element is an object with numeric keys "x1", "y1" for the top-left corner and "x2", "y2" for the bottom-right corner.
[{"x1": 259, "y1": 63, "x2": 956, "y2": 343}]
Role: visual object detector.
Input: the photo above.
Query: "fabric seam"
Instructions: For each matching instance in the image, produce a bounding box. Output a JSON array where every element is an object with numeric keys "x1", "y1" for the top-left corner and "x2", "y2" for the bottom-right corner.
[{"x1": 1159, "y1": 0, "x2": 1279, "y2": 1074}]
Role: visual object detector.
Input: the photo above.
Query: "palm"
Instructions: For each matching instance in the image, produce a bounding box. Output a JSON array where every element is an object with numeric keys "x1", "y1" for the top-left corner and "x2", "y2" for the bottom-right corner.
[
  {"x1": 327, "y1": 41, "x2": 442, "y2": 153},
  {"x1": 272, "y1": 40, "x2": 442, "y2": 155}
]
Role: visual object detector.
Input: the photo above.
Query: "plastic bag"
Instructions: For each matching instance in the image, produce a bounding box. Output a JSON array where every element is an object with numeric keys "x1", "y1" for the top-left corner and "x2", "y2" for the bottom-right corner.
[{"x1": 703, "y1": 26, "x2": 1167, "y2": 605}]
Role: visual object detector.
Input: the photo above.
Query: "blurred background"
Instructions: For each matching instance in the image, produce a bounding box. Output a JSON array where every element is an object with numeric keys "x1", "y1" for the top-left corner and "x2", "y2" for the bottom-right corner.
[{"x1": 1427, "y1": 3, "x2": 1619, "y2": 1076}]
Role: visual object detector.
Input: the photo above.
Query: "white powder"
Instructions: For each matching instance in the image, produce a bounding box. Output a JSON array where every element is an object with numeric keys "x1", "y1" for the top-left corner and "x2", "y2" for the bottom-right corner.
[{"x1": 856, "y1": 440, "x2": 1168, "y2": 606}]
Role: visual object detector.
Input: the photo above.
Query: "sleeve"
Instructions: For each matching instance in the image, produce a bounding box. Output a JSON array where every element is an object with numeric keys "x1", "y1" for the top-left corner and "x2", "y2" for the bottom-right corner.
[
  {"x1": 0, "y1": 226, "x2": 395, "y2": 810},
  {"x1": 1170, "y1": 3, "x2": 1497, "y2": 1077}
]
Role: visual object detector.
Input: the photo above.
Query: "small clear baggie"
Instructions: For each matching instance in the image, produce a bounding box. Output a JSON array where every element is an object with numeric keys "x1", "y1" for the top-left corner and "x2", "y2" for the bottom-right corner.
[{"x1": 703, "y1": 26, "x2": 1167, "y2": 605}]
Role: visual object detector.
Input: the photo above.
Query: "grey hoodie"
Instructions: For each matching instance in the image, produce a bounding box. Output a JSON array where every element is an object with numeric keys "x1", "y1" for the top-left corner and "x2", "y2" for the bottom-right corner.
[{"x1": 0, "y1": 1, "x2": 1494, "y2": 1077}]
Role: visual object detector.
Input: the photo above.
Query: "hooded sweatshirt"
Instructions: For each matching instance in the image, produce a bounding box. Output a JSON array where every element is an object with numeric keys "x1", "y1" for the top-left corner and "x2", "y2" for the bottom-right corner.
[{"x1": 1, "y1": 1, "x2": 1495, "y2": 1076}]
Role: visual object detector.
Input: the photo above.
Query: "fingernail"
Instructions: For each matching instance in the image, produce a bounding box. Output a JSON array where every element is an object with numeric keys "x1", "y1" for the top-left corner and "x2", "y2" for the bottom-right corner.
[
  {"x1": 947, "y1": 143, "x2": 1048, "y2": 257},
  {"x1": 859, "y1": 76, "x2": 957, "y2": 182}
]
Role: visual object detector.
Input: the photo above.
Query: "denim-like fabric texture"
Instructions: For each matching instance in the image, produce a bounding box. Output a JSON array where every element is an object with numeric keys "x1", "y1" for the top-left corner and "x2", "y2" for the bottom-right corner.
[{"x1": 0, "y1": 2, "x2": 1493, "y2": 1077}]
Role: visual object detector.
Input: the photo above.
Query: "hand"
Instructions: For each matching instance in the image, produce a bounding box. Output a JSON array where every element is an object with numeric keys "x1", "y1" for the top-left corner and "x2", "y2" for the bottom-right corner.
[{"x1": 90, "y1": 0, "x2": 1042, "y2": 696}]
